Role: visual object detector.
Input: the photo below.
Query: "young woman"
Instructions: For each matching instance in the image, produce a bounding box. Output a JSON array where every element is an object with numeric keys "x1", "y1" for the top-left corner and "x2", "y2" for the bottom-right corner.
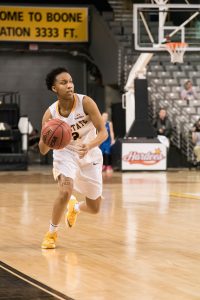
[{"x1": 39, "y1": 67, "x2": 107, "y2": 249}]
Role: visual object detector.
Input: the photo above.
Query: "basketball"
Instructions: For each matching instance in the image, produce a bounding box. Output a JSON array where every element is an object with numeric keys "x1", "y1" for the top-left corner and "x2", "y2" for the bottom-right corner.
[{"x1": 41, "y1": 118, "x2": 72, "y2": 149}]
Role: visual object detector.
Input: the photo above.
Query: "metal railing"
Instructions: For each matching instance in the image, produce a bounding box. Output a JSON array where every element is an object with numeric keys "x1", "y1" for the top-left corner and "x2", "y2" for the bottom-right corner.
[{"x1": 0, "y1": 91, "x2": 20, "y2": 105}]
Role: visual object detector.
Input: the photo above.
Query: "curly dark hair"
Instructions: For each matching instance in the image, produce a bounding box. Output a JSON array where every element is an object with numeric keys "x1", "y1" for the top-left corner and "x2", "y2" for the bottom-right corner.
[{"x1": 45, "y1": 67, "x2": 69, "y2": 90}]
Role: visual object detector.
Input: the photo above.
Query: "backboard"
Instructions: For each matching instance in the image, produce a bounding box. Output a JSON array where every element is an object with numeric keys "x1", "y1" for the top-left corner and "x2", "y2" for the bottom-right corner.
[{"x1": 134, "y1": 4, "x2": 200, "y2": 52}]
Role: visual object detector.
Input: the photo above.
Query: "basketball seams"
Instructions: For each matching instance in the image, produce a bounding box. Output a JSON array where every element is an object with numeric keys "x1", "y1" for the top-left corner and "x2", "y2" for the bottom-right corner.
[
  {"x1": 46, "y1": 123, "x2": 62, "y2": 148},
  {"x1": 50, "y1": 121, "x2": 65, "y2": 149},
  {"x1": 58, "y1": 123, "x2": 65, "y2": 149},
  {"x1": 58, "y1": 122, "x2": 72, "y2": 149},
  {"x1": 42, "y1": 120, "x2": 63, "y2": 143},
  {"x1": 42, "y1": 119, "x2": 72, "y2": 149}
]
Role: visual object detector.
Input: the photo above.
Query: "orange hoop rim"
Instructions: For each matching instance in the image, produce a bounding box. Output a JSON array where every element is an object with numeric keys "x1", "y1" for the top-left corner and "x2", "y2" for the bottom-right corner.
[
  {"x1": 166, "y1": 42, "x2": 188, "y2": 50},
  {"x1": 165, "y1": 42, "x2": 188, "y2": 63}
]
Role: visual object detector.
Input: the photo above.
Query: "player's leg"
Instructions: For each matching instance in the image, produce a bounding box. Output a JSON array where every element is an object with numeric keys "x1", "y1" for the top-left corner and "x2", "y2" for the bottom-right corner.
[
  {"x1": 102, "y1": 154, "x2": 107, "y2": 171},
  {"x1": 106, "y1": 153, "x2": 113, "y2": 173},
  {"x1": 66, "y1": 150, "x2": 103, "y2": 227},
  {"x1": 52, "y1": 175, "x2": 73, "y2": 224},
  {"x1": 103, "y1": 145, "x2": 112, "y2": 172},
  {"x1": 41, "y1": 151, "x2": 77, "y2": 249},
  {"x1": 66, "y1": 195, "x2": 102, "y2": 228},
  {"x1": 103, "y1": 153, "x2": 109, "y2": 166},
  {"x1": 41, "y1": 175, "x2": 73, "y2": 249},
  {"x1": 79, "y1": 196, "x2": 102, "y2": 214}
]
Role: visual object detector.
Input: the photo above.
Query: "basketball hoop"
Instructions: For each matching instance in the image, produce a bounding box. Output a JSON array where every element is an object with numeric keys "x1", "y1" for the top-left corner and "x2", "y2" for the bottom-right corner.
[
  {"x1": 165, "y1": 42, "x2": 188, "y2": 64},
  {"x1": 152, "y1": 0, "x2": 169, "y2": 4}
]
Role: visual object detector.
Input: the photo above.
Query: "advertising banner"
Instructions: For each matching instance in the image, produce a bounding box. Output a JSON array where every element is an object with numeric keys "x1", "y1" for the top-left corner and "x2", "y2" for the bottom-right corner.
[
  {"x1": 122, "y1": 143, "x2": 167, "y2": 170},
  {"x1": 0, "y1": 6, "x2": 88, "y2": 42}
]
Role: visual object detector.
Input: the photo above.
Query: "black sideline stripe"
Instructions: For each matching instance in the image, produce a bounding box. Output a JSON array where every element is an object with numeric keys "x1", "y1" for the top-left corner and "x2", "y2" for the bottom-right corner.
[{"x1": 0, "y1": 261, "x2": 75, "y2": 300}]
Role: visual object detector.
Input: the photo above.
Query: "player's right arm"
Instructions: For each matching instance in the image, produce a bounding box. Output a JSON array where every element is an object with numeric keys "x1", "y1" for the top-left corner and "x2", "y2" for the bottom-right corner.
[{"x1": 39, "y1": 108, "x2": 52, "y2": 155}]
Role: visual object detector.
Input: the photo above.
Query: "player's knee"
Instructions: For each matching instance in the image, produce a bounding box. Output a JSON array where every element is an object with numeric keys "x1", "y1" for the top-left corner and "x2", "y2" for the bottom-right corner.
[
  {"x1": 90, "y1": 205, "x2": 100, "y2": 214},
  {"x1": 86, "y1": 196, "x2": 101, "y2": 214},
  {"x1": 59, "y1": 190, "x2": 72, "y2": 204}
]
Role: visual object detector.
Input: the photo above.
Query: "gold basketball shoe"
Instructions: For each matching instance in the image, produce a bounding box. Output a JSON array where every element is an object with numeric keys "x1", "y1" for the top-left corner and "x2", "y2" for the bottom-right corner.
[
  {"x1": 65, "y1": 195, "x2": 80, "y2": 228},
  {"x1": 41, "y1": 231, "x2": 57, "y2": 249}
]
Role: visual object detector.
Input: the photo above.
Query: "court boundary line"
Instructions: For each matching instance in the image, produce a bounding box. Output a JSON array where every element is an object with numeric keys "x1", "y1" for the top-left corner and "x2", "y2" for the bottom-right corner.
[
  {"x1": 0, "y1": 261, "x2": 75, "y2": 300},
  {"x1": 170, "y1": 192, "x2": 200, "y2": 200}
]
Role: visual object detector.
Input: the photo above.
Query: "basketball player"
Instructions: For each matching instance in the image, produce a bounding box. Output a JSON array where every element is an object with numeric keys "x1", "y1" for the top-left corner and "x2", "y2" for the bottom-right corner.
[
  {"x1": 39, "y1": 67, "x2": 108, "y2": 249},
  {"x1": 99, "y1": 112, "x2": 115, "y2": 173}
]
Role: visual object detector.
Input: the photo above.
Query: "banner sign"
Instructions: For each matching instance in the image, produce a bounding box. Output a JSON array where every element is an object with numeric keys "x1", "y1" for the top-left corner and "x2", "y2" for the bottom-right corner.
[
  {"x1": 0, "y1": 6, "x2": 88, "y2": 42},
  {"x1": 122, "y1": 143, "x2": 167, "y2": 170}
]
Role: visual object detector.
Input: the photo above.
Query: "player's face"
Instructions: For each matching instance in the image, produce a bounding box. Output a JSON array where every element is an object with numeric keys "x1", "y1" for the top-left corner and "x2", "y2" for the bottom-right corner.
[
  {"x1": 102, "y1": 113, "x2": 108, "y2": 122},
  {"x1": 53, "y1": 72, "x2": 74, "y2": 99},
  {"x1": 159, "y1": 109, "x2": 166, "y2": 119}
]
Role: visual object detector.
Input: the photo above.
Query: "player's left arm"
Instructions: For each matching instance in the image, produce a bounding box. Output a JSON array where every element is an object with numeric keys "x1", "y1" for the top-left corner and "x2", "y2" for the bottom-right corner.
[
  {"x1": 109, "y1": 121, "x2": 115, "y2": 145},
  {"x1": 78, "y1": 96, "x2": 108, "y2": 158}
]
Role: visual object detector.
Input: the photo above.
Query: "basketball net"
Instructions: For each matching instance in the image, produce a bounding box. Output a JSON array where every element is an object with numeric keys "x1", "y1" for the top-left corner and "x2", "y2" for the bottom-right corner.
[
  {"x1": 152, "y1": 0, "x2": 169, "y2": 4},
  {"x1": 165, "y1": 42, "x2": 188, "y2": 64}
]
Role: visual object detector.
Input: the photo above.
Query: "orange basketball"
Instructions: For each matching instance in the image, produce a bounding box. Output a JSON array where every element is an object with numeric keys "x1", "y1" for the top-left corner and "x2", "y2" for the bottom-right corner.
[{"x1": 42, "y1": 119, "x2": 72, "y2": 149}]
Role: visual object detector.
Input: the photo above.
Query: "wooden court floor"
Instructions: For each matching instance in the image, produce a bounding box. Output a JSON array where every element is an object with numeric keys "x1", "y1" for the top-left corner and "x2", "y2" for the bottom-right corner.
[{"x1": 0, "y1": 166, "x2": 200, "y2": 300}]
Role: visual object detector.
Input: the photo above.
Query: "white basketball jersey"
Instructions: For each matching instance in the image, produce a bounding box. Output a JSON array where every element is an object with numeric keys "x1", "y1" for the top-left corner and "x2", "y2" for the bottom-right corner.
[{"x1": 49, "y1": 93, "x2": 99, "y2": 158}]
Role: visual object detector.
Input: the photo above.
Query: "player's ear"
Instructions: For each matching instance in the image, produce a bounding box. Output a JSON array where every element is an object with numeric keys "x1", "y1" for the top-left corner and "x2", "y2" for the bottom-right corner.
[{"x1": 52, "y1": 86, "x2": 57, "y2": 92}]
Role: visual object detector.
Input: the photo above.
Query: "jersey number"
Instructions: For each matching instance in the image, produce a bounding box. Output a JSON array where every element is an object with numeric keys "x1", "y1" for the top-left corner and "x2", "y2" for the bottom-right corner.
[{"x1": 72, "y1": 132, "x2": 79, "y2": 140}]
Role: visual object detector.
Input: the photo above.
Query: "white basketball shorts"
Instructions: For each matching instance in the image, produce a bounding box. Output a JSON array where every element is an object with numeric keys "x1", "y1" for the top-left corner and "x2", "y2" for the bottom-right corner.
[{"x1": 53, "y1": 147, "x2": 103, "y2": 200}]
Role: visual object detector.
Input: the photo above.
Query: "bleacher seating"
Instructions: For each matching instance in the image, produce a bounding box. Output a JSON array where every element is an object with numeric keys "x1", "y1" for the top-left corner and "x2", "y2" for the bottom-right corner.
[
  {"x1": 0, "y1": 92, "x2": 28, "y2": 170},
  {"x1": 146, "y1": 54, "x2": 200, "y2": 163},
  {"x1": 103, "y1": 0, "x2": 199, "y2": 166}
]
